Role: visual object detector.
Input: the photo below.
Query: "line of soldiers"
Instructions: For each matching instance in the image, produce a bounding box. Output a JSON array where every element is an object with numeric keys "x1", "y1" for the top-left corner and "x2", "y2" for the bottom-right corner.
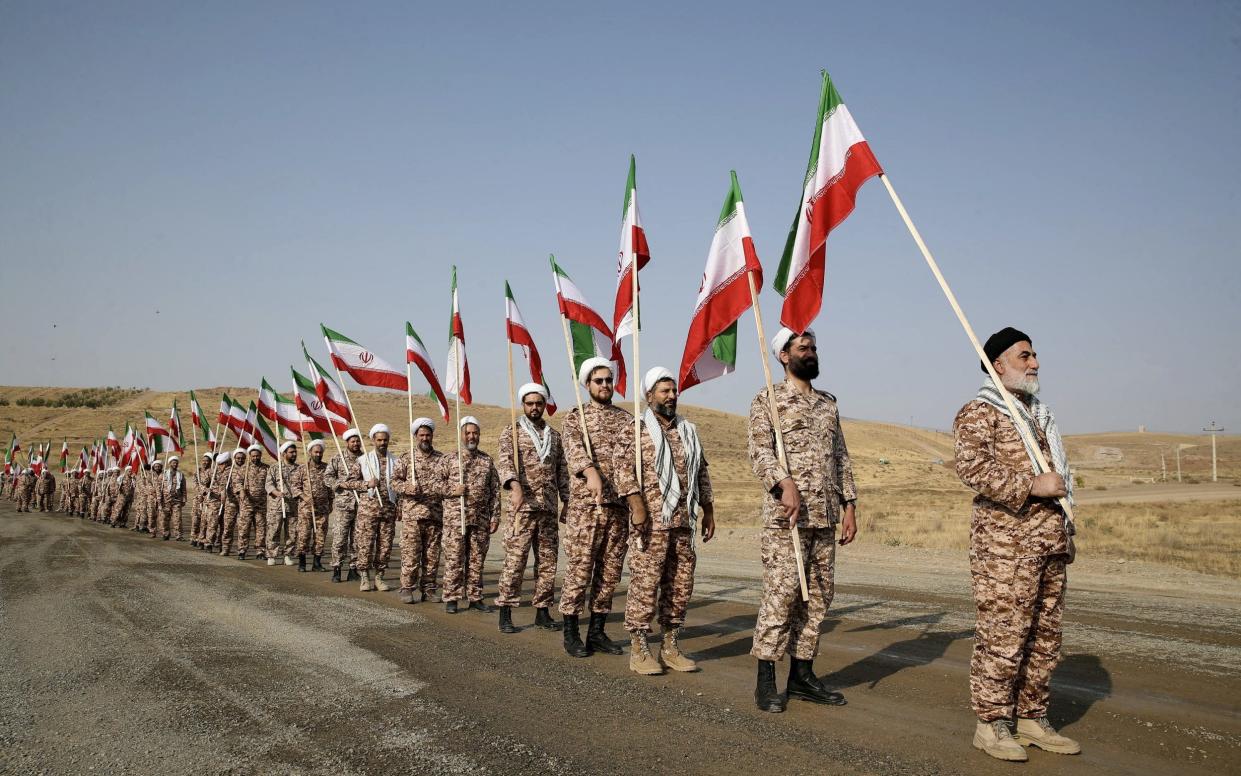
[
  {"x1": 2, "y1": 463, "x2": 56, "y2": 512},
  {"x1": 7, "y1": 325, "x2": 1079, "y2": 761}
]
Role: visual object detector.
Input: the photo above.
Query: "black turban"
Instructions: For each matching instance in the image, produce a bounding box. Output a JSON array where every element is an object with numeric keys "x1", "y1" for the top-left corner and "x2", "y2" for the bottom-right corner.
[{"x1": 981, "y1": 327, "x2": 1031, "y2": 374}]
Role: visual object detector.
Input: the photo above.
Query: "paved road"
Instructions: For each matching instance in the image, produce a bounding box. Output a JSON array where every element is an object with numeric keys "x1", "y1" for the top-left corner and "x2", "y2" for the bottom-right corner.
[{"x1": 2, "y1": 507, "x2": 1238, "y2": 775}]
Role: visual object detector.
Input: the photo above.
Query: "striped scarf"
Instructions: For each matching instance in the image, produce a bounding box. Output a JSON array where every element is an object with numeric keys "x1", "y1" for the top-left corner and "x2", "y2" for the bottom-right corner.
[
  {"x1": 976, "y1": 378, "x2": 1074, "y2": 509},
  {"x1": 517, "y1": 415, "x2": 554, "y2": 464},
  {"x1": 642, "y1": 409, "x2": 703, "y2": 536}
]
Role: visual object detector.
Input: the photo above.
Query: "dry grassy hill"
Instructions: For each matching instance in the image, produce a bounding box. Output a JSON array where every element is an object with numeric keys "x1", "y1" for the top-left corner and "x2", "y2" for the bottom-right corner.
[{"x1": 4, "y1": 385, "x2": 1238, "y2": 576}]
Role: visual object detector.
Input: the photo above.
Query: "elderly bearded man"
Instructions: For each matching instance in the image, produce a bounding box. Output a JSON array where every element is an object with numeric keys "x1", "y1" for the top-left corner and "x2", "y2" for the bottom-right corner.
[
  {"x1": 955, "y1": 327, "x2": 1080, "y2": 762},
  {"x1": 441, "y1": 417, "x2": 501, "y2": 614},
  {"x1": 393, "y1": 418, "x2": 460, "y2": 604},
  {"x1": 624, "y1": 367, "x2": 715, "y2": 676},
  {"x1": 558, "y1": 357, "x2": 647, "y2": 659},
  {"x1": 748, "y1": 328, "x2": 856, "y2": 713},
  {"x1": 343, "y1": 425, "x2": 399, "y2": 592},
  {"x1": 495, "y1": 383, "x2": 569, "y2": 633}
]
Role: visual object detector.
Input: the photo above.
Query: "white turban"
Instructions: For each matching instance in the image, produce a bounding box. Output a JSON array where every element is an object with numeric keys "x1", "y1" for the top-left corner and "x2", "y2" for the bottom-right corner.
[
  {"x1": 279, "y1": 441, "x2": 296, "y2": 454},
  {"x1": 306, "y1": 438, "x2": 325, "y2": 451},
  {"x1": 342, "y1": 428, "x2": 361, "y2": 441},
  {"x1": 201, "y1": 452, "x2": 213, "y2": 459},
  {"x1": 247, "y1": 444, "x2": 263, "y2": 454},
  {"x1": 517, "y1": 382, "x2": 547, "y2": 402},
  {"x1": 232, "y1": 449, "x2": 246, "y2": 458},
  {"x1": 578, "y1": 356, "x2": 613, "y2": 386},
  {"x1": 459, "y1": 415, "x2": 480, "y2": 430},
  {"x1": 770, "y1": 326, "x2": 816, "y2": 357},
  {"x1": 151, "y1": 459, "x2": 164, "y2": 468},
  {"x1": 368, "y1": 423, "x2": 390, "y2": 438},
  {"x1": 411, "y1": 417, "x2": 435, "y2": 434},
  {"x1": 642, "y1": 366, "x2": 675, "y2": 395},
  {"x1": 215, "y1": 453, "x2": 230, "y2": 464},
  {"x1": 167, "y1": 455, "x2": 179, "y2": 464}
]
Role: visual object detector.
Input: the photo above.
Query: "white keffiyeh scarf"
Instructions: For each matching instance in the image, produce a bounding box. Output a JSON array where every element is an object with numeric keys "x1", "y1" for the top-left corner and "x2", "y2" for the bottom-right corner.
[
  {"x1": 642, "y1": 409, "x2": 703, "y2": 536},
  {"x1": 360, "y1": 451, "x2": 398, "y2": 503},
  {"x1": 976, "y1": 378, "x2": 1075, "y2": 511},
  {"x1": 517, "y1": 416, "x2": 554, "y2": 464}
]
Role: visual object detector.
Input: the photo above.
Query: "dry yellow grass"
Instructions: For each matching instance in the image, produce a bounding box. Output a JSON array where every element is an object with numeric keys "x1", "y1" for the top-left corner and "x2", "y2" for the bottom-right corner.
[{"x1": 4, "y1": 385, "x2": 1238, "y2": 577}]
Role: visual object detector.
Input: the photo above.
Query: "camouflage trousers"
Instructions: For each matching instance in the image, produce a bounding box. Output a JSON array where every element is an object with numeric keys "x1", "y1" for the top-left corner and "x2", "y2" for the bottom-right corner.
[
  {"x1": 330, "y1": 502, "x2": 359, "y2": 570},
  {"x1": 265, "y1": 499, "x2": 298, "y2": 558},
  {"x1": 624, "y1": 526, "x2": 696, "y2": 634},
  {"x1": 190, "y1": 496, "x2": 204, "y2": 540},
  {"x1": 495, "y1": 510, "x2": 559, "y2": 609},
  {"x1": 96, "y1": 497, "x2": 111, "y2": 522},
  {"x1": 35, "y1": 491, "x2": 50, "y2": 511},
  {"x1": 215, "y1": 499, "x2": 240, "y2": 552},
  {"x1": 969, "y1": 552, "x2": 1067, "y2": 722},
  {"x1": 751, "y1": 525, "x2": 836, "y2": 662},
  {"x1": 109, "y1": 496, "x2": 130, "y2": 527},
  {"x1": 399, "y1": 518, "x2": 442, "y2": 594},
  {"x1": 155, "y1": 503, "x2": 185, "y2": 539},
  {"x1": 16, "y1": 488, "x2": 33, "y2": 512},
  {"x1": 557, "y1": 503, "x2": 629, "y2": 617},
  {"x1": 126, "y1": 495, "x2": 143, "y2": 529},
  {"x1": 355, "y1": 504, "x2": 397, "y2": 575},
  {"x1": 236, "y1": 499, "x2": 266, "y2": 555},
  {"x1": 295, "y1": 499, "x2": 332, "y2": 556},
  {"x1": 442, "y1": 524, "x2": 491, "y2": 603}
]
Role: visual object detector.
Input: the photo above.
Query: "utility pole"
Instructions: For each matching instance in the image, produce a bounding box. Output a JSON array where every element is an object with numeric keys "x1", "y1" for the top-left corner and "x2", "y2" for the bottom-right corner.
[{"x1": 1203, "y1": 421, "x2": 1225, "y2": 482}]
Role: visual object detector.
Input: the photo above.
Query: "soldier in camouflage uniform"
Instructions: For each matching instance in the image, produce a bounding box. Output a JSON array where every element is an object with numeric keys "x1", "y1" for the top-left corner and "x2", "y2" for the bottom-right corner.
[
  {"x1": 440, "y1": 417, "x2": 500, "y2": 613},
  {"x1": 748, "y1": 328, "x2": 856, "y2": 713},
  {"x1": 324, "y1": 429, "x2": 363, "y2": 583},
  {"x1": 954, "y1": 327, "x2": 1080, "y2": 761},
  {"x1": 216, "y1": 450, "x2": 246, "y2": 555},
  {"x1": 265, "y1": 442, "x2": 299, "y2": 566},
  {"x1": 393, "y1": 419, "x2": 459, "y2": 604},
  {"x1": 236, "y1": 446, "x2": 269, "y2": 560},
  {"x1": 290, "y1": 438, "x2": 333, "y2": 572},
  {"x1": 36, "y1": 469, "x2": 55, "y2": 512},
  {"x1": 110, "y1": 469, "x2": 133, "y2": 528},
  {"x1": 341, "y1": 425, "x2": 399, "y2": 592},
  {"x1": 89, "y1": 470, "x2": 105, "y2": 520},
  {"x1": 203, "y1": 454, "x2": 231, "y2": 551},
  {"x1": 190, "y1": 453, "x2": 213, "y2": 546},
  {"x1": 158, "y1": 455, "x2": 187, "y2": 540},
  {"x1": 625, "y1": 367, "x2": 716, "y2": 675},
  {"x1": 16, "y1": 467, "x2": 37, "y2": 512},
  {"x1": 495, "y1": 384, "x2": 568, "y2": 632},
  {"x1": 558, "y1": 357, "x2": 647, "y2": 658}
]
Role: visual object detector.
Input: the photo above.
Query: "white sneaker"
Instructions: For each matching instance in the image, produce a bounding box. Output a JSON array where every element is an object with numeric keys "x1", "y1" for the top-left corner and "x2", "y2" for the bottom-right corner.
[
  {"x1": 973, "y1": 720, "x2": 1028, "y2": 762},
  {"x1": 283, "y1": 555, "x2": 294, "y2": 566},
  {"x1": 1015, "y1": 717, "x2": 1081, "y2": 755},
  {"x1": 266, "y1": 558, "x2": 277, "y2": 566}
]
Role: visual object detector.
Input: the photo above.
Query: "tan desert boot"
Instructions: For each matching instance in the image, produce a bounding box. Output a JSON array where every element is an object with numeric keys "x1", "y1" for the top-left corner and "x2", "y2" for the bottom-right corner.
[
  {"x1": 973, "y1": 720, "x2": 1028, "y2": 762},
  {"x1": 629, "y1": 633, "x2": 664, "y2": 676},
  {"x1": 660, "y1": 628, "x2": 699, "y2": 672},
  {"x1": 1015, "y1": 717, "x2": 1082, "y2": 754},
  {"x1": 359, "y1": 570, "x2": 376, "y2": 592},
  {"x1": 373, "y1": 572, "x2": 392, "y2": 592}
]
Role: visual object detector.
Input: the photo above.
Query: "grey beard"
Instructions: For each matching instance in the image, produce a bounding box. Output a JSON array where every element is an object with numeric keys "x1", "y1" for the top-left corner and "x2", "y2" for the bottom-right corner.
[
  {"x1": 1004, "y1": 376, "x2": 1040, "y2": 396},
  {"x1": 653, "y1": 403, "x2": 677, "y2": 419},
  {"x1": 466, "y1": 442, "x2": 478, "y2": 452},
  {"x1": 418, "y1": 442, "x2": 433, "y2": 453}
]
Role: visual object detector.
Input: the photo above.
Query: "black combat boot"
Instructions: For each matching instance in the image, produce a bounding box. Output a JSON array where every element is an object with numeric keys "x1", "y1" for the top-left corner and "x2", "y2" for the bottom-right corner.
[
  {"x1": 297, "y1": 554, "x2": 307, "y2": 573},
  {"x1": 534, "y1": 607, "x2": 561, "y2": 631},
  {"x1": 311, "y1": 555, "x2": 325, "y2": 572},
  {"x1": 755, "y1": 660, "x2": 786, "y2": 713},
  {"x1": 346, "y1": 567, "x2": 359, "y2": 582},
  {"x1": 498, "y1": 606, "x2": 517, "y2": 633},
  {"x1": 787, "y1": 658, "x2": 846, "y2": 706},
  {"x1": 445, "y1": 600, "x2": 458, "y2": 614},
  {"x1": 586, "y1": 612, "x2": 624, "y2": 655},
  {"x1": 468, "y1": 599, "x2": 492, "y2": 613},
  {"x1": 238, "y1": 552, "x2": 246, "y2": 561},
  {"x1": 562, "y1": 615, "x2": 591, "y2": 658},
  {"x1": 331, "y1": 567, "x2": 341, "y2": 583}
]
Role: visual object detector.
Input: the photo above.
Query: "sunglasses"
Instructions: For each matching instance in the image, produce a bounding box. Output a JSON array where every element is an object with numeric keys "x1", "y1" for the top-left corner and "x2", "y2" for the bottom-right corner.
[{"x1": 590, "y1": 377, "x2": 614, "y2": 385}]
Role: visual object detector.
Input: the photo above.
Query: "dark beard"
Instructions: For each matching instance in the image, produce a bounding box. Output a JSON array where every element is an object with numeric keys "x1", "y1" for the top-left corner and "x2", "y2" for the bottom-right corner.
[
  {"x1": 654, "y1": 401, "x2": 677, "y2": 419},
  {"x1": 789, "y1": 357, "x2": 819, "y2": 380}
]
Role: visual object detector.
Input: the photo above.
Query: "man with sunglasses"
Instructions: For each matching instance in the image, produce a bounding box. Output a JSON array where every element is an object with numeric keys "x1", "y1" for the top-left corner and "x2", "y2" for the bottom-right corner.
[{"x1": 558, "y1": 357, "x2": 647, "y2": 658}]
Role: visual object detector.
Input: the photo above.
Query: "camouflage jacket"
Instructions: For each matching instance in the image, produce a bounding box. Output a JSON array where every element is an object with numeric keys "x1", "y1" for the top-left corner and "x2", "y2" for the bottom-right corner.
[
  {"x1": 638, "y1": 413, "x2": 713, "y2": 530},
  {"x1": 953, "y1": 400, "x2": 1069, "y2": 559},
  {"x1": 163, "y1": 470, "x2": 187, "y2": 504},
  {"x1": 748, "y1": 380, "x2": 857, "y2": 529},
  {"x1": 241, "y1": 461, "x2": 269, "y2": 502},
  {"x1": 208, "y1": 464, "x2": 231, "y2": 501},
  {"x1": 442, "y1": 449, "x2": 500, "y2": 530},
  {"x1": 393, "y1": 449, "x2": 451, "y2": 523},
  {"x1": 291, "y1": 459, "x2": 333, "y2": 507},
  {"x1": 264, "y1": 464, "x2": 297, "y2": 511},
  {"x1": 562, "y1": 403, "x2": 640, "y2": 507},
  {"x1": 497, "y1": 424, "x2": 569, "y2": 516},
  {"x1": 323, "y1": 451, "x2": 362, "y2": 514},
  {"x1": 342, "y1": 453, "x2": 399, "y2": 521}
]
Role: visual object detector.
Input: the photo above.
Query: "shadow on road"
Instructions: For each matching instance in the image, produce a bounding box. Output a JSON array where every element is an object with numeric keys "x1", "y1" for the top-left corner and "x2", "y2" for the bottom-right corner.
[
  {"x1": 1048, "y1": 653, "x2": 1112, "y2": 728},
  {"x1": 820, "y1": 623, "x2": 974, "y2": 690}
]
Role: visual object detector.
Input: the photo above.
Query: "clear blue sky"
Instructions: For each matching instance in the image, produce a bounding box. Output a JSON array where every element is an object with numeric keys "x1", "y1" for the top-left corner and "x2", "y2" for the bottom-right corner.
[{"x1": 2, "y1": 1, "x2": 1238, "y2": 434}]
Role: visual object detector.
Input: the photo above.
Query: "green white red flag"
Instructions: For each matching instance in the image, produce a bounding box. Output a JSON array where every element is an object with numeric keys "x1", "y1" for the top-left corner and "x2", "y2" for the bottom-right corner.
[
  {"x1": 292, "y1": 367, "x2": 350, "y2": 435},
  {"x1": 406, "y1": 322, "x2": 450, "y2": 422},
  {"x1": 444, "y1": 266, "x2": 472, "y2": 404},
  {"x1": 504, "y1": 282, "x2": 557, "y2": 414},
  {"x1": 259, "y1": 378, "x2": 314, "y2": 440},
  {"x1": 190, "y1": 390, "x2": 215, "y2": 450},
  {"x1": 254, "y1": 413, "x2": 279, "y2": 458},
  {"x1": 168, "y1": 399, "x2": 185, "y2": 454},
  {"x1": 7, "y1": 432, "x2": 19, "y2": 456},
  {"x1": 613, "y1": 155, "x2": 651, "y2": 346},
  {"x1": 551, "y1": 255, "x2": 627, "y2": 395},
  {"x1": 775, "y1": 71, "x2": 882, "y2": 332},
  {"x1": 322, "y1": 324, "x2": 409, "y2": 391},
  {"x1": 679, "y1": 171, "x2": 764, "y2": 391},
  {"x1": 303, "y1": 343, "x2": 353, "y2": 421},
  {"x1": 59, "y1": 439, "x2": 69, "y2": 474},
  {"x1": 145, "y1": 412, "x2": 172, "y2": 454}
]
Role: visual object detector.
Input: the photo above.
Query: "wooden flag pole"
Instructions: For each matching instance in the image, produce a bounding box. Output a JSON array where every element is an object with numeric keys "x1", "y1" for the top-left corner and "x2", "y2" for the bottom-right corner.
[
  {"x1": 505, "y1": 335, "x2": 522, "y2": 477},
  {"x1": 452, "y1": 336, "x2": 466, "y2": 537},
  {"x1": 879, "y1": 173, "x2": 1075, "y2": 522},
  {"x1": 404, "y1": 361, "x2": 418, "y2": 488},
  {"x1": 630, "y1": 259, "x2": 642, "y2": 490},
  {"x1": 747, "y1": 271, "x2": 810, "y2": 602}
]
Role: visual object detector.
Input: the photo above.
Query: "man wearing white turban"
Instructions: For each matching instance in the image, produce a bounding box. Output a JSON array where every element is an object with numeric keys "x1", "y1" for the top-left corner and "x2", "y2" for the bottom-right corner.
[
  {"x1": 440, "y1": 417, "x2": 501, "y2": 614},
  {"x1": 342, "y1": 425, "x2": 399, "y2": 592},
  {"x1": 235, "y1": 445, "x2": 269, "y2": 561},
  {"x1": 324, "y1": 428, "x2": 364, "y2": 583},
  {"x1": 264, "y1": 442, "x2": 300, "y2": 566},
  {"x1": 393, "y1": 419, "x2": 462, "y2": 604},
  {"x1": 291, "y1": 437, "x2": 333, "y2": 573}
]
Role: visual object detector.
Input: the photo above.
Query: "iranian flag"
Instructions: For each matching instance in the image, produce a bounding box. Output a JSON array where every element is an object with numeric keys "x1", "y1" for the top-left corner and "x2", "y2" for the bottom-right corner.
[
  {"x1": 613, "y1": 155, "x2": 651, "y2": 346},
  {"x1": 258, "y1": 378, "x2": 312, "y2": 440},
  {"x1": 406, "y1": 322, "x2": 450, "y2": 422},
  {"x1": 7, "y1": 432, "x2": 19, "y2": 456},
  {"x1": 190, "y1": 390, "x2": 215, "y2": 450},
  {"x1": 217, "y1": 395, "x2": 231, "y2": 426},
  {"x1": 303, "y1": 344, "x2": 352, "y2": 421},
  {"x1": 105, "y1": 427, "x2": 119, "y2": 460},
  {"x1": 551, "y1": 255, "x2": 627, "y2": 395},
  {"x1": 323, "y1": 324, "x2": 409, "y2": 391},
  {"x1": 118, "y1": 424, "x2": 135, "y2": 467},
  {"x1": 254, "y1": 413, "x2": 279, "y2": 459},
  {"x1": 444, "y1": 266, "x2": 472, "y2": 404},
  {"x1": 292, "y1": 367, "x2": 351, "y2": 435},
  {"x1": 145, "y1": 412, "x2": 173, "y2": 454},
  {"x1": 59, "y1": 439, "x2": 69, "y2": 474},
  {"x1": 169, "y1": 399, "x2": 185, "y2": 454},
  {"x1": 679, "y1": 171, "x2": 764, "y2": 392},
  {"x1": 775, "y1": 71, "x2": 883, "y2": 333},
  {"x1": 504, "y1": 282, "x2": 557, "y2": 414}
]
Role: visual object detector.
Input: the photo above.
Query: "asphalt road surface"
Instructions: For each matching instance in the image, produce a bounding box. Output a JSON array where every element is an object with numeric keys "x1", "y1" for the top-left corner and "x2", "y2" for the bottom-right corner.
[{"x1": 2, "y1": 507, "x2": 1238, "y2": 775}]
